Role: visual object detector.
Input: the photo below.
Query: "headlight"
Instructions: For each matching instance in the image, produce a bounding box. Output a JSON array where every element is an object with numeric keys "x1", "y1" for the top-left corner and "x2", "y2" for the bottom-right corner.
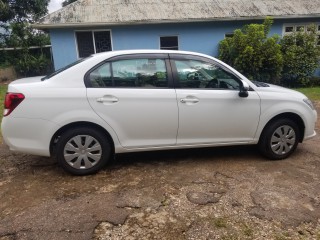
[{"x1": 303, "y1": 98, "x2": 315, "y2": 110}]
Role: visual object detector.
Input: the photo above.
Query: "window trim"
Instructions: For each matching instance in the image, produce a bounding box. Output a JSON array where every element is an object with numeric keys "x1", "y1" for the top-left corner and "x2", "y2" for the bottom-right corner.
[
  {"x1": 282, "y1": 23, "x2": 320, "y2": 36},
  {"x1": 159, "y1": 35, "x2": 179, "y2": 50},
  {"x1": 74, "y1": 29, "x2": 113, "y2": 59},
  {"x1": 84, "y1": 54, "x2": 174, "y2": 89},
  {"x1": 283, "y1": 25, "x2": 295, "y2": 35},
  {"x1": 282, "y1": 23, "x2": 320, "y2": 46}
]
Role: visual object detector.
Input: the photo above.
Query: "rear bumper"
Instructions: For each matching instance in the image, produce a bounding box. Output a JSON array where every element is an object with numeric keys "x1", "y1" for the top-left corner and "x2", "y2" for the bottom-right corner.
[{"x1": 1, "y1": 117, "x2": 59, "y2": 157}]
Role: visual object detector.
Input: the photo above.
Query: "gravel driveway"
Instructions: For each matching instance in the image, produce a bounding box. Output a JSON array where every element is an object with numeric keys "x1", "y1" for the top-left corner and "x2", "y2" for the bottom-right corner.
[{"x1": 0, "y1": 102, "x2": 319, "y2": 240}]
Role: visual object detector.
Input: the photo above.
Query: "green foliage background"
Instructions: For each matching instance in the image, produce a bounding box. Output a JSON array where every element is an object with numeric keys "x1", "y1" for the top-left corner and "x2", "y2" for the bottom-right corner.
[
  {"x1": 0, "y1": 0, "x2": 49, "y2": 23},
  {"x1": 219, "y1": 18, "x2": 283, "y2": 84},
  {"x1": 219, "y1": 18, "x2": 320, "y2": 87},
  {"x1": 281, "y1": 26, "x2": 320, "y2": 87},
  {"x1": 0, "y1": 0, "x2": 52, "y2": 77},
  {"x1": 0, "y1": 84, "x2": 7, "y2": 121}
]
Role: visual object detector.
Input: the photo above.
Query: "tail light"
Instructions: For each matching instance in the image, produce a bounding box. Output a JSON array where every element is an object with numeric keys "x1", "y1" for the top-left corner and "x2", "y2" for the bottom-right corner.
[{"x1": 4, "y1": 93, "x2": 25, "y2": 117}]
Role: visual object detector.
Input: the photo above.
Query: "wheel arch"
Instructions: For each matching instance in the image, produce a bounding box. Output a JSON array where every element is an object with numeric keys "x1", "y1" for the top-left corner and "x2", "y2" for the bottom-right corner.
[
  {"x1": 259, "y1": 112, "x2": 305, "y2": 143},
  {"x1": 50, "y1": 121, "x2": 115, "y2": 156}
]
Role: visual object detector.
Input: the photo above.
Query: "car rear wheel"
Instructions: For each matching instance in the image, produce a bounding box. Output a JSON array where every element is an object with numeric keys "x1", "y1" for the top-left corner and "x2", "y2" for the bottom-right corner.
[
  {"x1": 56, "y1": 127, "x2": 111, "y2": 175},
  {"x1": 258, "y1": 119, "x2": 300, "y2": 160}
]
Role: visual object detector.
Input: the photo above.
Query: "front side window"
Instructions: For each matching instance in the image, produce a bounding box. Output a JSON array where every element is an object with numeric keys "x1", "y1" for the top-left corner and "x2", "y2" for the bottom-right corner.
[
  {"x1": 173, "y1": 59, "x2": 240, "y2": 90},
  {"x1": 76, "y1": 30, "x2": 112, "y2": 58},
  {"x1": 88, "y1": 58, "x2": 168, "y2": 88}
]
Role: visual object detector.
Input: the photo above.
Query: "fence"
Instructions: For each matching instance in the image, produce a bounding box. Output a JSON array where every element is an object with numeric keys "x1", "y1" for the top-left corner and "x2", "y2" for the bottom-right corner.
[{"x1": 0, "y1": 45, "x2": 54, "y2": 79}]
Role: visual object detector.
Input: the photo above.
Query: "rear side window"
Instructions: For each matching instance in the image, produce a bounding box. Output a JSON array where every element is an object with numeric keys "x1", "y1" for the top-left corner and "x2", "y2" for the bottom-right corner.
[
  {"x1": 88, "y1": 58, "x2": 168, "y2": 88},
  {"x1": 89, "y1": 62, "x2": 112, "y2": 87}
]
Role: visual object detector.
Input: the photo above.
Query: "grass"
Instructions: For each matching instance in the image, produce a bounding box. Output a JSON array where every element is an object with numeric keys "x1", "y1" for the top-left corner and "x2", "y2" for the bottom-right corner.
[
  {"x1": 295, "y1": 87, "x2": 320, "y2": 101},
  {"x1": 0, "y1": 84, "x2": 7, "y2": 138},
  {"x1": 0, "y1": 84, "x2": 7, "y2": 121},
  {"x1": 241, "y1": 223, "x2": 254, "y2": 237},
  {"x1": 212, "y1": 217, "x2": 228, "y2": 228}
]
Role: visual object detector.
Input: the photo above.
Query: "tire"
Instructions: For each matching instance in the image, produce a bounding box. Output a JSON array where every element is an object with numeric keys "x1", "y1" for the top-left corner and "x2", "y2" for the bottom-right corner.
[
  {"x1": 56, "y1": 127, "x2": 111, "y2": 175},
  {"x1": 258, "y1": 118, "x2": 300, "y2": 160}
]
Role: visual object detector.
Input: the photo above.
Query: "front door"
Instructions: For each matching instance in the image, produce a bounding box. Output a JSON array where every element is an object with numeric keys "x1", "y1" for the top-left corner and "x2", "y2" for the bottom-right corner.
[{"x1": 170, "y1": 55, "x2": 261, "y2": 145}]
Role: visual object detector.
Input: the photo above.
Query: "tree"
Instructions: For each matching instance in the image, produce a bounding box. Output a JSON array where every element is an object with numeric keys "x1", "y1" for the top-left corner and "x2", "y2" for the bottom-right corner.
[
  {"x1": 4, "y1": 22, "x2": 51, "y2": 76},
  {"x1": 62, "y1": 0, "x2": 78, "y2": 7},
  {"x1": 218, "y1": 18, "x2": 283, "y2": 83},
  {"x1": 1, "y1": 0, "x2": 49, "y2": 45},
  {"x1": 0, "y1": 0, "x2": 50, "y2": 46},
  {"x1": 0, "y1": 0, "x2": 51, "y2": 76},
  {"x1": 0, "y1": 0, "x2": 49, "y2": 24},
  {"x1": 280, "y1": 25, "x2": 320, "y2": 87}
]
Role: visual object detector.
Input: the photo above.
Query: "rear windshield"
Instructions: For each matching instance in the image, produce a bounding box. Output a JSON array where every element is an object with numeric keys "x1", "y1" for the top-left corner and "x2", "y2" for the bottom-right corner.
[{"x1": 41, "y1": 57, "x2": 91, "y2": 81}]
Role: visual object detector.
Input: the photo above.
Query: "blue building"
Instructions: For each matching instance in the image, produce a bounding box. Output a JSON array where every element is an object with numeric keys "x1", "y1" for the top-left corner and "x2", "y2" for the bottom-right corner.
[{"x1": 34, "y1": 0, "x2": 320, "y2": 70}]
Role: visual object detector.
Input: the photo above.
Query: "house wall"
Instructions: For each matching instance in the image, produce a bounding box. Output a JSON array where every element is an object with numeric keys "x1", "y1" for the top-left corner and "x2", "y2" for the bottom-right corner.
[
  {"x1": 50, "y1": 29, "x2": 78, "y2": 69},
  {"x1": 49, "y1": 18, "x2": 319, "y2": 70}
]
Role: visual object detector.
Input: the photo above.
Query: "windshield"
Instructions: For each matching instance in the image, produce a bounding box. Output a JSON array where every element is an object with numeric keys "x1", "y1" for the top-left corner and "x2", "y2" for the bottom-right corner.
[{"x1": 41, "y1": 57, "x2": 92, "y2": 81}]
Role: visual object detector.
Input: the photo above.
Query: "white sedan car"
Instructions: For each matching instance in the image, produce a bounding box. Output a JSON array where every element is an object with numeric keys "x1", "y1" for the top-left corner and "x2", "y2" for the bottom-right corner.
[{"x1": 1, "y1": 50, "x2": 317, "y2": 175}]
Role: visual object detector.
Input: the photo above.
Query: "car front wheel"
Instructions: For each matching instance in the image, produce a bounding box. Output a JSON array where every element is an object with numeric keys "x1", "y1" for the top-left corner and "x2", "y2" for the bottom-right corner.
[
  {"x1": 259, "y1": 119, "x2": 300, "y2": 160},
  {"x1": 56, "y1": 127, "x2": 111, "y2": 175}
]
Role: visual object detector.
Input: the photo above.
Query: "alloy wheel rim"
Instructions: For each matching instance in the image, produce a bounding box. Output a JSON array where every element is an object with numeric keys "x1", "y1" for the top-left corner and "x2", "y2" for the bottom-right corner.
[
  {"x1": 270, "y1": 125, "x2": 296, "y2": 155},
  {"x1": 63, "y1": 135, "x2": 102, "y2": 169}
]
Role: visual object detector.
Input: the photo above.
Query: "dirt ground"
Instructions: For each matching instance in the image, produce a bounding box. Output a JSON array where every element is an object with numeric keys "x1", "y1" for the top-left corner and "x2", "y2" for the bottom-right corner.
[{"x1": 0, "y1": 103, "x2": 319, "y2": 240}]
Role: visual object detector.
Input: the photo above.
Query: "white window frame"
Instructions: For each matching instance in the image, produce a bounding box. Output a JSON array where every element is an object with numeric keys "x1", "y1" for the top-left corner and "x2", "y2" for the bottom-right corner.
[
  {"x1": 282, "y1": 23, "x2": 320, "y2": 46},
  {"x1": 74, "y1": 29, "x2": 113, "y2": 59},
  {"x1": 282, "y1": 23, "x2": 320, "y2": 35},
  {"x1": 159, "y1": 35, "x2": 179, "y2": 50},
  {"x1": 283, "y1": 25, "x2": 295, "y2": 35}
]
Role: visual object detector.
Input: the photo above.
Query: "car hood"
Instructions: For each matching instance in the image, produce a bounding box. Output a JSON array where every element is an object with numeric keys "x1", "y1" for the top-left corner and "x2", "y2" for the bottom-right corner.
[{"x1": 254, "y1": 82, "x2": 306, "y2": 98}]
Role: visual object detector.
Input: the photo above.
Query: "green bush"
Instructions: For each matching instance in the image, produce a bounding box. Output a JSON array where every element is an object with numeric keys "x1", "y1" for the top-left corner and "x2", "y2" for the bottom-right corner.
[
  {"x1": 309, "y1": 76, "x2": 320, "y2": 87},
  {"x1": 219, "y1": 18, "x2": 283, "y2": 84},
  {"x1": 1, "y1": 22, "x2": 52, "y2": 77},
  {"x1": 15, "y1": 51, "x2": 51, "y2": 76},
  {"x1": 280, "y1": 25, "x2": 320, "y2": 87},
  {"x1": 218, "y1": 19, "x2": 320, "y2": 87}
]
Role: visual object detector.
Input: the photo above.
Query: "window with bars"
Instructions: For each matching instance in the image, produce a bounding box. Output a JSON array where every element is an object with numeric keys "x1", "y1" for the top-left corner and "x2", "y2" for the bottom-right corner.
[
  {"x1": 76, "y1": 30, "x2": 112, "y2": 58},
  {"x1": 160, "y1": 36, "x2": 179, "y2": 50}
]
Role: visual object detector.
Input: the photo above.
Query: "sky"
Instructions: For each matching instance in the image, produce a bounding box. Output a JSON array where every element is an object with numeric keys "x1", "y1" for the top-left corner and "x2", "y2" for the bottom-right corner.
[{"x1": 48, "y1": 0, "x2": 64, "y2": 13}]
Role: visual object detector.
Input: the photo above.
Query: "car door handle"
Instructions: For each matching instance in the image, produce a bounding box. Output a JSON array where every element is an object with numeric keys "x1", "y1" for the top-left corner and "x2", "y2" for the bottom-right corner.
[
  {"x1": 180, "y1": 98, "x2": 199, "y2": 103},
  {"x1": 96, "y1": 96, "x2": 119, "y2": 103}
]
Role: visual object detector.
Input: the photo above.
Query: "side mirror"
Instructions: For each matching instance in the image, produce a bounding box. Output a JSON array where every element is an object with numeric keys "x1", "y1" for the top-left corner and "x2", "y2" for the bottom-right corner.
[{"x1": 239, "y1": 80, "x2": 249, "y2": 98}]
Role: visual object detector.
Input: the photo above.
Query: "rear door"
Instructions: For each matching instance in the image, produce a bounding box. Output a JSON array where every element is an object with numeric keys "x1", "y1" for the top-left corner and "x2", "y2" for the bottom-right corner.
[
  {"x1": 170, "y1": 54, "x2": 261, "y2": 145},
  {"x1": 86, "y1": 54, "x2": 178, "y2": 149}
]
